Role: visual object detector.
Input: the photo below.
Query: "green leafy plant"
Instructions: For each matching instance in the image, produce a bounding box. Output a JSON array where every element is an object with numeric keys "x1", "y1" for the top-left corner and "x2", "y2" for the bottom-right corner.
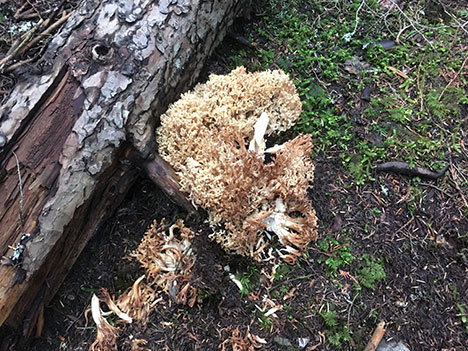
[
  {"x1": 318, "y1": 235, "x2": 355, "y2": 277},
  {"x1": 456, "y1": 303, "x2": 468, "y2": 334},
  {"x1": 320, "y1": 310, "x2": 338, "y2": 328},
  {"x1": 223, "y1": 0, "x2": 468, "y2": 186},
  {"x1": 356, "y1": 254, "x2": 386, "y2": 290},
  {"x1": 255, "y1": 310, "x2": 273, "y2": 330},
  {"x1": 273, "y1": 261, "x2": 291, "y2": 282},
  {"x1": 236, "y1": 265, "x2": 260, "y2": 296},
  {"x1": 320, "y1": 310, "x2": 351, "y2": 347},
  {"x1": 425, "y1": 87, "x2": 468, "y2": 119}
]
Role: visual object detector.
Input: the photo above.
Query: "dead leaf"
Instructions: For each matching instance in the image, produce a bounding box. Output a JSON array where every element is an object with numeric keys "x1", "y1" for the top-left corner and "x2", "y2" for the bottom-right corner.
[
  {"x1": 339, "y1": 269, "x2": 359, "y2": 285},
  {"x1": 387, "y1": 66, "x2": 408, "y2": 79},
  {"x1": 439, "y1": 69, "x2": 462, "y2": 87},
  {"x1": 327, "y1": 214, "x2": 344, "y2": 234},
  {"x1": 283, "y1": 287, "x2": 296, "y2": 300},
  {"x1": 379, "y1": 0, "x2": 397, "y2": 10},
  {"x1": 345, "y1": 56, "x2": 375, "y2": 74}
]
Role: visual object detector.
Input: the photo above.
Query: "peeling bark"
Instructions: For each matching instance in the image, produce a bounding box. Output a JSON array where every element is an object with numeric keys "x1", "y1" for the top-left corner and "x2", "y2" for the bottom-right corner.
[{"x1": 0, "y1": 0, "x2": 247, "y2": 329}]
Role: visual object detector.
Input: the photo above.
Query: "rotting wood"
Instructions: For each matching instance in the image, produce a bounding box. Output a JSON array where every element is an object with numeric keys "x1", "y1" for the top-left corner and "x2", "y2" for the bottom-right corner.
[
  {"x1": 374, "y1": 161, "x2": 449, "y2": 180},
  {"x1": 0, "y1": 0, "x2": 248, "y2": 330},
  {"x1": 364, "y1": 320, "x2": 386, "y2": 351},
  {"x1": 143, "y1": 154, "x2": 196, "y2": 214}
]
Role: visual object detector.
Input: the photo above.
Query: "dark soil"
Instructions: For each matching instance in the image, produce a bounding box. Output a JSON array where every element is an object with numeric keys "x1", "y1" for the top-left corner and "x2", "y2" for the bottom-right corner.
[
  {"x1": 21, "y1": 156, "x2": 467, "y2": 351},
  {"x1": 1, "y1": 1, "x2": 468, "y2": 351}
]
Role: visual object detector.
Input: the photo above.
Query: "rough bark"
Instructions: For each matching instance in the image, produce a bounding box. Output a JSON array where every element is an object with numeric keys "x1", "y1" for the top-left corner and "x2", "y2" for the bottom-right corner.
[{"x1": 0, "y1": 0, "x2": 247, "y2": 329}]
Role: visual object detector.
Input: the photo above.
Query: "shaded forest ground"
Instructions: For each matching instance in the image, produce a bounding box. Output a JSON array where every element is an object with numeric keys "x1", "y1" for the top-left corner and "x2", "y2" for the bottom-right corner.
[{"x1": 0, "y1": 0, "x2": 467, "y2": 350}]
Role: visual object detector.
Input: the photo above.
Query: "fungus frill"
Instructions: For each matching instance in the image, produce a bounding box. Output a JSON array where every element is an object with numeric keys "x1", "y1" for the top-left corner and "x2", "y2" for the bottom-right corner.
[
  {"x1": 131, "y1": 219, "x2": 197, "y2": 307},
  {"x1": 157, "y1": 67, "x2": 318, "y2": 262}
]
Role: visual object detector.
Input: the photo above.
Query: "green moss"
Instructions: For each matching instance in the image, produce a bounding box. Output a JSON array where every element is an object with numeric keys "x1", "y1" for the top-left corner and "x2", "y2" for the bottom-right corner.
[
  {"x1": 356, "y1": 254, "x2": 386, "y2": 290},
  {"x1": 224, "y1": 0, "x2": 467, "y2": 185},
  {"x1": 320, "y1": 310, "x2": 351, "y2": 347}
]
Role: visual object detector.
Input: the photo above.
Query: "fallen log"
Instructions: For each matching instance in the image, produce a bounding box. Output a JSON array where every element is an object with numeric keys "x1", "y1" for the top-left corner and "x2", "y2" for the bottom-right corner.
[{"x1": 0, "y1": 0, "x2": 247, "y2": 332}]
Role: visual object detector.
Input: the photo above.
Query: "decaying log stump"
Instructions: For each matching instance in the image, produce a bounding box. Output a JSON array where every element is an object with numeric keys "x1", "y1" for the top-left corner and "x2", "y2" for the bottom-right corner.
[{"x1": 0, "y1": 0, "x2": 247, "y2": 331}]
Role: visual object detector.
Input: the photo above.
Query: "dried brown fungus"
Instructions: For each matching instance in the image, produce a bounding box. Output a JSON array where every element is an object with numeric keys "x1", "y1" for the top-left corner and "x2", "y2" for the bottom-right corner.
[
  {"x1": 89, "y1": 67, "x2": 318, "y2": 349},
  {"x1": 157, "y1": 67, "x2": 318, "y2": 262}
]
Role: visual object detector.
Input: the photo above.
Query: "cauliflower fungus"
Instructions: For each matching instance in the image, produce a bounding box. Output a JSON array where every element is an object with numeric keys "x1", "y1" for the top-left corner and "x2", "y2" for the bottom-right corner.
[
  {"x1": 89, "y1": 67, "x2": 318, "y2": 349},
  {"x1": 157, "y1": 66, "x2": 318, "y2": 262}
]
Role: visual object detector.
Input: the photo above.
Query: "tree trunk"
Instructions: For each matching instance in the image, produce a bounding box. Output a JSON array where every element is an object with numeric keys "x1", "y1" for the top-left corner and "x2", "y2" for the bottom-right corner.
[{"x1": 0, "y1": 0, "x2": 247, "y2": 330}]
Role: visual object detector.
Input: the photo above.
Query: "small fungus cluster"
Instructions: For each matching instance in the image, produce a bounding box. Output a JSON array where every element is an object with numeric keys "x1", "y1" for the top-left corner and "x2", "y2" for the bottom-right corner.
[
  {"x1": 157, "y1": 66, "x2": 318, "y2": 262},
  {"x1": 89, "y1": 220, "x2": 196, "y2": 351}
]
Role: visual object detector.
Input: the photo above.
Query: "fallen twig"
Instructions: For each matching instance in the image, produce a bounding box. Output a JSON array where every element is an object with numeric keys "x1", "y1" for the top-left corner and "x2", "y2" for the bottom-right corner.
[
  {"x1": 14, "y1": 2, "x2": 30, "y2": 20},
  {"x1": 0, "y1": 5, "x2": 73, "y2": 73},
  {"x1": 12, "y1": 152, "x2": 24, "y2": 226},
  {"x1": 15, "y1": 8, "x2": 42, "y2": 20},
  {"x1": 3, "y1": 57, "x2": 36, "y2": 74},
  {"x1": 450, "y1": 164, "x2": 468, "y2": 209},
  {"x1": 342, "y1": 0, "x2": 366, "y2": 42},
  {"x1": 0, "y1": 19, "x2": 44, "y2": 72},
  {"x1": 392, "y1": 1, "x2": 435, "y2": 49},
  {"x1": 20, "y1": 11, "x2": 73, "y2": 55},
  {"x1": 438, "y1": 55, "x2": 468, "y2": 102},
  {"x1": 364, "y1": 320, "x2": 386, "y2": 351},
  {"x1": 375, "y1": 161, "x2": 449, "y2": 180}
]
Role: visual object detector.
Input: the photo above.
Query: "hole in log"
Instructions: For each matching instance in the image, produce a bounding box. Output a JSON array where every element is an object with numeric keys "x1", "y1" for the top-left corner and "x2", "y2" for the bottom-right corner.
[
  {"x1": 94, "y1": 45, "x2": 109, "y2": 56},
  {"x1": 91, "y1": 44, "x2": 113, "y2": 62}
]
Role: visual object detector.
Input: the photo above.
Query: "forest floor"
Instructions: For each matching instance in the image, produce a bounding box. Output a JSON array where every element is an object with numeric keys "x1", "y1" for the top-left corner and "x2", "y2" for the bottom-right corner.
[{"x1": 1, "y1": 0, "x2": 468, "y2": 350}]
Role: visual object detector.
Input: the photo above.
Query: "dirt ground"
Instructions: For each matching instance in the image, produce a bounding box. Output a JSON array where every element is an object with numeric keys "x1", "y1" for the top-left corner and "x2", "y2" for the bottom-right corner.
[
  {"x1": 20, "y1": 157, "x2": 468, "y2": 351},
  {"x1": 1, "y1": 0, "x2": 468, "y2": 350}
]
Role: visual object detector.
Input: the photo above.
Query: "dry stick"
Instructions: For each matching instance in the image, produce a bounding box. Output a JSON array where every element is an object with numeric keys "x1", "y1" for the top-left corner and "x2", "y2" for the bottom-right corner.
[
  {"x1": 364, "y1": 320, "x2": 386, "y2": 351},
  {"x1": 16, "y1": 8, "x2": 41, "y2": 20},
  {"x1": 438, "y1": 55, "x2": 468, "y2": 102},
  {"x1": 0, "y1": 19, "x2": 43, "y2": 72},
  {"x1": 442, "y1": 5, "x2": 468, "y2": 36},
  {"x1": 392, "y1": 1, "x2": 435, "y2": 50},
  {"x1": 13, "y1": 2, "x2": 30, "y2": 19},
  {"x1": 450, "y1": 164, "x2": 468, "y2": 209},
  {"x1": 12, "y1": 152, "x2": 25, "y2": 227},
  {"x1": 419, "y1": 182, "x2": 453, "y2": 198},
  {"x1": 395, "y1": 23, "x2": 411, "y2": 43},
  {"x1": 3, "y1": 57, "x2": 36, "y2": 74},
  {"x1": 342, "y1": 0, "x2": 366, "y2": 41},
  {"x1": 1, "y1": 11, "x2": 72, "y2": 73},
  {"x1": 25, "y1": 0, "x2": 42, "y2": 19},
  {"x1": 20, "y1": 11, "x2": 73, "y2": 55}
]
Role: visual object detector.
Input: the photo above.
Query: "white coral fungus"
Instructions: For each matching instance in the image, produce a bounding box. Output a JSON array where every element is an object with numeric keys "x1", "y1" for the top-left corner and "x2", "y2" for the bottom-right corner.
[{"x1": 157, "y1": 66, "x2": 318, "y2": 262}]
